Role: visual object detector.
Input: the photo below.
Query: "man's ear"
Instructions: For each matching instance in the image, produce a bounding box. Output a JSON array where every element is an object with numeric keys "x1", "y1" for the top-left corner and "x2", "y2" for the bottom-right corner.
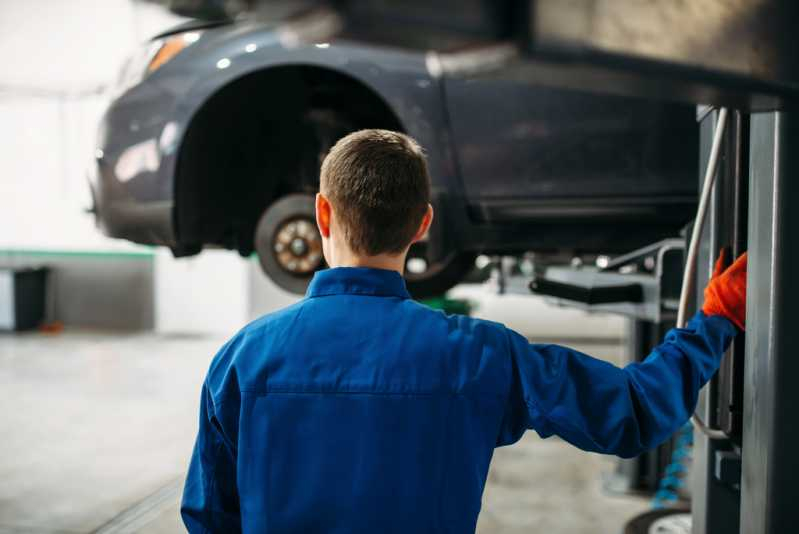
[
  {"x1": 410, "y1": 204, "x2": 434, "y2": 244},
  {"x1": 316, "y1": 193, "x2": 331, "y2": 238}
]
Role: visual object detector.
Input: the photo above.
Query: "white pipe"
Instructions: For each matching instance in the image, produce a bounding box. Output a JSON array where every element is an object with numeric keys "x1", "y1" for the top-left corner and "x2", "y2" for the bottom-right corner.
[
  {"x1": 679, "y1": 107, "x2": 729, "y2": 440},
  {"x1": 677, "y1": 108, "x2": 728, "y2": 329}
]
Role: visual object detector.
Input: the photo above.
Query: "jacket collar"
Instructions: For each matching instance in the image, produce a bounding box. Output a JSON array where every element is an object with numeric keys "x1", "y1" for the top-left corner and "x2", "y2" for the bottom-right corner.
[{"x1": 306, "y1": 267, "x2": 411, "y2": 299}]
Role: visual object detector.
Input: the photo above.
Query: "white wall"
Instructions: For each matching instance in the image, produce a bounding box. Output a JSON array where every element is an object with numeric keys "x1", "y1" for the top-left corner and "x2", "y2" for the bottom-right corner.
[
  {"x1": 155, "y1": 252, "x2": 304, "y2": 335},
  {"x1": 0, "y1": 0, "x2": 187, "y2": 252}
]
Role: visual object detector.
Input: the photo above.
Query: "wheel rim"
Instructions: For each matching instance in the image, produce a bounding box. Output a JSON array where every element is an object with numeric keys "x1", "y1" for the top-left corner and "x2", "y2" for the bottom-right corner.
[{"x1": 272, "y1": 217, "x2": 323, "y2": 275}]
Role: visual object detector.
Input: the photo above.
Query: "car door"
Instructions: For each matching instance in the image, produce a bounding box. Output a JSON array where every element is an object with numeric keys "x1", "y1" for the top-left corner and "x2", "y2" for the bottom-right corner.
[{"x1": 442, "y1": 71, "x2": 698, "y2": 222}]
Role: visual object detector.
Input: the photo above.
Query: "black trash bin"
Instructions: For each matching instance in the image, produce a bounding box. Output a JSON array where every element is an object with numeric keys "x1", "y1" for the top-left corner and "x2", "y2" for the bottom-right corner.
[{"x1": 0, "y1": 267, "x2": 48, "y2": 331}]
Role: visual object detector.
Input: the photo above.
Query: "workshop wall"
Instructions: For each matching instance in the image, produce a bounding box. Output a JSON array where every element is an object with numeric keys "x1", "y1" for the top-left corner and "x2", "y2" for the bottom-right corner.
[
  {"x1": 0, "y1": 1, "x2": 183, "y2": 328},
  {"x1": 0, "y1": 0, "x2": 186, "y2": 251}
]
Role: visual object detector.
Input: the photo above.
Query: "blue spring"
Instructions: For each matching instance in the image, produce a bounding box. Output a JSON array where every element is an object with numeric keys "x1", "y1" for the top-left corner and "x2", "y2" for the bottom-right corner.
[{"x1": 651, "y1": 423, "x2": 694, "y2": 509}]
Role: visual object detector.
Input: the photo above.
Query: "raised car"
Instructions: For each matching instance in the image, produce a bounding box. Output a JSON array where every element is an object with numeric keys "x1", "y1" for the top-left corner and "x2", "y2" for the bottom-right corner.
[{"x1": 90, "y1": 7, "x2": 698, "y2": 298}]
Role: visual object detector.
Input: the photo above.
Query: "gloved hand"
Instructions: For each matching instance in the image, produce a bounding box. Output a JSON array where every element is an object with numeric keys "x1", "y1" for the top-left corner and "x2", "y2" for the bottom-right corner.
[{"x1": 702, "y1": 249, "x2": 747, "y2": 330}]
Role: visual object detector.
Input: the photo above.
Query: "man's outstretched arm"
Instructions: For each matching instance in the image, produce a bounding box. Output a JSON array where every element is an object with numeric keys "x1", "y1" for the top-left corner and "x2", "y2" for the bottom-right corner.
[
  {"x1": 498, "y1": 312, "x2": 736, "y2": 456},
  {"x1": 497, "y1": 253, "x2": 746, "y2": 457}
]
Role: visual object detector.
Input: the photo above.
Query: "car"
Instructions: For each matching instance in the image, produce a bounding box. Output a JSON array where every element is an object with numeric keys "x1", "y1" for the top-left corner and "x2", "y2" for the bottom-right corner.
[{"x1": 90, "y1": 6, "x2": 698, "y2": 298}]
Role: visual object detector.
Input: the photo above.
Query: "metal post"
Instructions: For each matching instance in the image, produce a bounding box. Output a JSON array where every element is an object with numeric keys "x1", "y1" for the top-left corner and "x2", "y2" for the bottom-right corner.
[
  {"x1": 741, "y1": 111, "x2": 799, "y2": 534},
  {"x1": 690, "y1": 108, "x2": 741, "y2": 534}
]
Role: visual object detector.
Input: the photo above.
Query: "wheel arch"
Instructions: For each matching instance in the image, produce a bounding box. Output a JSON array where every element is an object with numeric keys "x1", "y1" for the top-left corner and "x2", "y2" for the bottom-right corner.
[{"x1": 172, "y1": 62, "x2": 409, "y2": 256}]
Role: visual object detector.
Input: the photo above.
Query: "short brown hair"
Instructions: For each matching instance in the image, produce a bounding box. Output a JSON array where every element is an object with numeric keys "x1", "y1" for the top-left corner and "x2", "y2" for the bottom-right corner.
[{"x1": 320, "y1": 129, "x2": 431, "y2": 256}]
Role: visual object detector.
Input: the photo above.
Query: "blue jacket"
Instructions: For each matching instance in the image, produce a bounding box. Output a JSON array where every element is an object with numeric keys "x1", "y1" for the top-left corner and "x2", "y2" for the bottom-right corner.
[{"x1": 181, "y1": 267, "x2": 736, "y2": 533}]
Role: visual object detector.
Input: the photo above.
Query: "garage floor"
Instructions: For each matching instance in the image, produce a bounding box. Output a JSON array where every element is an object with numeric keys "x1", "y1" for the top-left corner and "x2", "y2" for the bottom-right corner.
[{"x1": 0, "y1": 328, "x2": 648, "y2": 533}]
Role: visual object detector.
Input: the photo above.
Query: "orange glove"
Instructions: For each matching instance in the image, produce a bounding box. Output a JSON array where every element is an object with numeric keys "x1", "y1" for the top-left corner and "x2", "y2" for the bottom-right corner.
[{"x1": 702, "y1": 249, "x2": 747, "y2": 330}]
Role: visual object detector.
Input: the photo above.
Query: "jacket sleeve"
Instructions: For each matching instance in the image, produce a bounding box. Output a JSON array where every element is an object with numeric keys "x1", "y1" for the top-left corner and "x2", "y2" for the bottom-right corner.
[
  {"x1": 181, "y1": 381, "x2": 241, "y2": 533},
  {"x1": 496, "y1": 312, "x2": 737, "y2": 457}
]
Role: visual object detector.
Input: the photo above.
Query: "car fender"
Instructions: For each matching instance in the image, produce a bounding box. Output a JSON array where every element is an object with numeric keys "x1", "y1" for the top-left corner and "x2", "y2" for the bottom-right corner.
[{"x1": 153, "y1": 21, "x2": 460, "y2": 201}]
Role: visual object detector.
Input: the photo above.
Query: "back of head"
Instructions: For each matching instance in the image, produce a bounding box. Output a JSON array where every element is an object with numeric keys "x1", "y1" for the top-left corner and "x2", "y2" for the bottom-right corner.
[{"x1": 320, "y1": 129, "x2": 431, "y2": 256}]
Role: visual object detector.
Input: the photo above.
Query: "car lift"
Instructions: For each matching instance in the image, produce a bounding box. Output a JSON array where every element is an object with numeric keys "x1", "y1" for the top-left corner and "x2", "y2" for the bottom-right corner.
[{"x1": 487, "y1": 99, "x2": 795, "y2": 532}]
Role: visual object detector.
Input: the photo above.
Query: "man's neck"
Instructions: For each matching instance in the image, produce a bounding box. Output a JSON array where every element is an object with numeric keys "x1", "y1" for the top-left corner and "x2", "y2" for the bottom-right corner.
[{"x1": 327, "y1": 248, "x2": 406, "y2": 275}]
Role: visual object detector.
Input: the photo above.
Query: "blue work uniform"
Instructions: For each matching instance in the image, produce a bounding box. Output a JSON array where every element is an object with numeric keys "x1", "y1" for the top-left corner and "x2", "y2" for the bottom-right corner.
[{"x1": 181, "y1": 267, "x2": 736, "y2": 533}]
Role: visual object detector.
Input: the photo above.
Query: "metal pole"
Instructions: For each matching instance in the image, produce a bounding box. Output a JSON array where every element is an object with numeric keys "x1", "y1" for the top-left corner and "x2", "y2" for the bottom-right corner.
[
  {"x1": 677, "y1": 108, "x2": 727, "y2": 328},
  {"x1": 676, "y1": 108, "x2": 729, "y2": 441}
]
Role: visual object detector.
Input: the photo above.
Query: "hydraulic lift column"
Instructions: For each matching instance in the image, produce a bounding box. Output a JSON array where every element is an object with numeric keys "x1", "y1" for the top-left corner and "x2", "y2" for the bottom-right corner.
[
  {"x1": 691, "y1": 107, "x2": 748, "y2": 534},
  {"x1": 692, "y1": 107, "x2": 799, "y2": 534},
  {"x1": 740, "y1": 111, "x2": 799, "y2": 534}
]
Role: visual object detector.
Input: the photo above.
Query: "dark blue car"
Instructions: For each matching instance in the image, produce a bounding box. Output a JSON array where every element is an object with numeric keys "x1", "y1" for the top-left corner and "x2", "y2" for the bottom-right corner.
[{"x1": 90, "y1": 6, "x2": 697, "y2": 297}]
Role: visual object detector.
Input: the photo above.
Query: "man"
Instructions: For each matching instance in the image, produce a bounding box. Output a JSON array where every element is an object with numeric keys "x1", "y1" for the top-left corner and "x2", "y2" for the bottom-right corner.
[{"x1": 181, "y1": 129, "x2": 747, "y2": 533}]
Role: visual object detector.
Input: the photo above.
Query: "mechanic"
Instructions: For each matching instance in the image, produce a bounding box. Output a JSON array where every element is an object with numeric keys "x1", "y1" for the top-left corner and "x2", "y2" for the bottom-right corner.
[{"x1": 181, "y1": 129, "x2": 747, "y2": 533}]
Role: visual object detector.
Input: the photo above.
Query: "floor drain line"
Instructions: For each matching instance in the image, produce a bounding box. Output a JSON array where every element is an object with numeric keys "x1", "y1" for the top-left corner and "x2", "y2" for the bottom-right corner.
[{"x1": 91, "y1": 478, "x2": 183, "y2": 534}]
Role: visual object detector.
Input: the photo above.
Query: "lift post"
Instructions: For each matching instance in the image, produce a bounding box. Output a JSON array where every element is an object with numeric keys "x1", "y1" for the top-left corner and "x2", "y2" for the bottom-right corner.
[
  {"x1": 739, "y1": 111, "x2": 799, "y2": 534},
  {"x1": 690, "y1": 107, "x2": 746, "y2": 534},
  {"x1": 686, "y1": 105, "x2": 799, "y2": 534}
]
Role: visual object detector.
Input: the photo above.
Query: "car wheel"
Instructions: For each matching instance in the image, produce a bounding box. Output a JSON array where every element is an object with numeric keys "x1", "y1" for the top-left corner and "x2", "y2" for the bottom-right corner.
[
  {"x1": 254, "y1": 194, "x2": 324, "y2": 295},
  {"x1": 404, "y1": 242, "x2": 476, "y2": 299},
  {"x1": 624, "y1": 509, "x2": 691, "y2": 534},
  {"x1": 254, "y1": 196, "x2": 475, "y2": 297}
]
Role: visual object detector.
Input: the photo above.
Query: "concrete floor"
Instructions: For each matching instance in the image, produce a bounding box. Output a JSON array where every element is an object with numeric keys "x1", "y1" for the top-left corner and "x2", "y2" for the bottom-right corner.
[{"x1": 0, "y1": 329, "x2": 648, "y2": 533}]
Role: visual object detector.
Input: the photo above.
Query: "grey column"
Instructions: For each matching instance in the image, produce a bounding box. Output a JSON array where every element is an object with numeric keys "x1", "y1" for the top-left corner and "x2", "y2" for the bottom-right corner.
[
  {"x1": 691, "y1": 109, "x2": 740, "y2": 534},
  {"x1": 741, "y1": 111, "x2": 799, "y2": 533}
]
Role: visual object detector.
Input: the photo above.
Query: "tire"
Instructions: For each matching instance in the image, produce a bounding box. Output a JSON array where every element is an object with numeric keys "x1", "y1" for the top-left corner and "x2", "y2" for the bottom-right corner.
[
  {"x1": 624, "y1": 509, "x2": 691, "y2": 534},
  {"x1": 254, "y1": 194, "x2": 323, "y2": 295},
  {"x1": 404, "y1": 242, "x2": 476, "y2": 300}
]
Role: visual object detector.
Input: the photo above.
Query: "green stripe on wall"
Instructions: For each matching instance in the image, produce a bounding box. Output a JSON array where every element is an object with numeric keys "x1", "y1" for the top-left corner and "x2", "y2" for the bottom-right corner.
[{"x1": 0, "y1": 248, "x2": 155, "y2": 260}]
